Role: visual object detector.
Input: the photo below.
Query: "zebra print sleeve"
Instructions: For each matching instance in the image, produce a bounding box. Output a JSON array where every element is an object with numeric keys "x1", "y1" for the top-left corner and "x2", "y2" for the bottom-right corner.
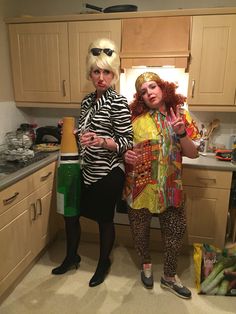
[{"x1": 110, "y1": 95, "x2": 133, "y2": 155}]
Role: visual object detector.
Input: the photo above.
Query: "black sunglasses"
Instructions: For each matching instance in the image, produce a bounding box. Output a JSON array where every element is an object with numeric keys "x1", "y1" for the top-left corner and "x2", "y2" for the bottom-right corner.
[{"x1": 90, "y1": 48, "x2": 114, "y2": 57}]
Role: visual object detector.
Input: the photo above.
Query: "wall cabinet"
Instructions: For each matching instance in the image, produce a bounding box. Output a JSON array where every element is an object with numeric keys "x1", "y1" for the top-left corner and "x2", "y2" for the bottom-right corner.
[
  {"x1": 183, "y1": 167, "x2": 232, "y2": 248},
  {"x1": 121, "y1": 16, "x2": 190, "y2": 68},
  {"x1": 187, "y1": 15, "x2": 236, "y2": 108},
  {"x1": 8, "y1": 20, "x2": 121, "y2": 106},
  {"x1": 0, "y1": 162, "x2": 57, "y2": 298},
  {"x1": 9, "y1": 23, "x2": 70, "y2": 103}
]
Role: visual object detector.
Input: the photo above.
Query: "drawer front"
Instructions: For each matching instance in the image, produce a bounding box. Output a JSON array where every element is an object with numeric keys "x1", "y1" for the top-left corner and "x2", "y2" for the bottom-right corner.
[
  {"x1": 31, "y1": 162, "x2": 56, "y2": 190},
  {"x1": 183, "y1": 168, "x2": 232, "y2": 189},
  {"x1": 0, "y1": 175, "x2": 33, "y2": 215}
]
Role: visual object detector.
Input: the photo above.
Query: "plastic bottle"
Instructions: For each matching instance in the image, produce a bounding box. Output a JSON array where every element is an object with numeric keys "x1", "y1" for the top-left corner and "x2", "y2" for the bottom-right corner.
[{"x1": 57, "y1": 117, "x2": 81, "y2": 216}]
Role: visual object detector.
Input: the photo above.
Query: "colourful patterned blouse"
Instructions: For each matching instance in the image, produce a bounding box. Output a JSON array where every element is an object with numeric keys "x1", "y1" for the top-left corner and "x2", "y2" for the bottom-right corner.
[{"x1": 123, "y1": 109, "x2": 199, "y2": 214}]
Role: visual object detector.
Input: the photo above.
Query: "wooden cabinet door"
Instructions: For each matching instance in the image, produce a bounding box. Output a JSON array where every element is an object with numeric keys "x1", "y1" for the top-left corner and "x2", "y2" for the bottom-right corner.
[
  {"x1": 68, "y1": 20, "x2": 121, "y2": 102},
  {"x1": 30, "y1": 180, "x2": 54, "y2": 256},
  {"x1": 187, "y1": 15, "x2": 236, "y2": 106},
  {"x1": 184, "y1": 186, "x2": 230, "y2": 248},
  {"x1": 9, "y1": 22, "x2": 70, "y2": 103},
  {"x1": 0, "y1": 197, "x2": 32, "y2": 296}
]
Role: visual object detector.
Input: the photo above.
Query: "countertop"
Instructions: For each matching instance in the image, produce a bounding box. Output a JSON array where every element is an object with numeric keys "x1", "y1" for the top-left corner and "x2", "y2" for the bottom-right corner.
[
  {"x1": 183, "y1": 153, "x2": 236, "y2": 171},
  {"x1": 0, "y1": 152, "x2": 235, "y2": 192},
  {"x1": 0, "y1": 152, "x2": 58, "y2": 192}
]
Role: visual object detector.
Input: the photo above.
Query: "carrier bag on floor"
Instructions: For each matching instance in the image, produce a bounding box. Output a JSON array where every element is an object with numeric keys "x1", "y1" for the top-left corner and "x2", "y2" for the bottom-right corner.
[{"x1": 193, "y1": 243, "x2": 236, "y2": 296}]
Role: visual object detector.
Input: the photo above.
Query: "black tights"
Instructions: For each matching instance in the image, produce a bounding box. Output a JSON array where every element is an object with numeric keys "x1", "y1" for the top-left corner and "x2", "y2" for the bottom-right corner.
[
  {"x1": 64, "y1": 216, "x2": 80, "y2": 260},
  {"x1": 64, "y1": 216, "x2": 115, "y2": 265},
  {"x1": 98, "y1": 221, "x2": 115, "y2": 263}
]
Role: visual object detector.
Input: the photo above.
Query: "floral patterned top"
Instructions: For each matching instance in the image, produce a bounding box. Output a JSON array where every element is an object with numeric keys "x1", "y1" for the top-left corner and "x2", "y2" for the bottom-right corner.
[{"x1": 123, "y1": 109, "x2": 199, "y2": 214}]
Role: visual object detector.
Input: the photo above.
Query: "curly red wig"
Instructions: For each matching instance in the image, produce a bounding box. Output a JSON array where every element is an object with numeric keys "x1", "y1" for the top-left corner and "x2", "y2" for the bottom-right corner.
[{"x1": 130, "y1": 74, "x2": 186, "y2": 121}]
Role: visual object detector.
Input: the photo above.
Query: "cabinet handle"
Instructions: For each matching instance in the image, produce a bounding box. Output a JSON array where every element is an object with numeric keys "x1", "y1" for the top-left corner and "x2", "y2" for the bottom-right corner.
[
  {"x1": 3, "y1": 192, "x2": 19, "y2": 205},
  {"x1": 40, "y1": 171, "x2": 52, "y2": 181},
  {"x1": 62, "y1": 80, "x2": 66, "y2": 97},
  {"x1": 31, "y1": 203, "x2": 37, "y2": 221},
  {"x1": 36, "y1": 198, "x2": 42, "y2": 215},
  {"x1": 191, "y1": 80, "x2": 195, "y2": 98}
]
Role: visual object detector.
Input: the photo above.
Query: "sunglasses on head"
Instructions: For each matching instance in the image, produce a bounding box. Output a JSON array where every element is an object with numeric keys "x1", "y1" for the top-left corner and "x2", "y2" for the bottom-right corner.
[{"x1": 90, "y1": 48, "x2": 114, "y2": 57}]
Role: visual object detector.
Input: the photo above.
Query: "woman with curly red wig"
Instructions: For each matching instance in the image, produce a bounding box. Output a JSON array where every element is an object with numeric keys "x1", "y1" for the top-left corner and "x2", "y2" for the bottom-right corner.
[{"x1": 123, "y1": 72, "x2": 199, "y2": 298}]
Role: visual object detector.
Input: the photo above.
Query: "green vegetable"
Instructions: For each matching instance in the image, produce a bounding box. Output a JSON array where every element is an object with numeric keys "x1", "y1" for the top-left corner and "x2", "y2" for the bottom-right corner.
[
  {"x1": 202, "y1": 265, "x2": 236, "y2": 294},
  {"x1": 200, "y1": 258, "x2": 235, "y2": 293},
  {"x1": 217, "y1": 279, "x2": 230, "y2": 295},
  {"x1": 206, "y1": 285, "x2": 219, "y2": 295}
]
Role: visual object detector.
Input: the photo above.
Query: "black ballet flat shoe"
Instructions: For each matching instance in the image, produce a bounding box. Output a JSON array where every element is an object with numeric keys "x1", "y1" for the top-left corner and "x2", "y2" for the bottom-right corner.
[
  {"x1": 51, "y1": 255, "x2": 81, "y2": 275},
  {"x1": 89, "y1": 259, "x2": 111, "y2": 287}
]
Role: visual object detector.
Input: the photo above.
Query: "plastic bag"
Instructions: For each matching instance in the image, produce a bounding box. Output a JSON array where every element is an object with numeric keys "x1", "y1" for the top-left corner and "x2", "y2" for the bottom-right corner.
[{"x1": 193, "y1": 243, "x2": 236, "y2": 296}]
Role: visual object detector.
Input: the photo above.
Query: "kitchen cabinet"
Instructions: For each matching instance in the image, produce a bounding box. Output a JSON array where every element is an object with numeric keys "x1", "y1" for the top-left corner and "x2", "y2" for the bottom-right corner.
[
  {"x1": 9, "y1": 23, "x2": 70, "y2": 103},
  {"x1": 0, "y1": 162, "x2": 57, "y2": 297},
  {"x1": 183, "y1": 167, "x2": 232, "y2": 248},
  {"x1": 8, "y1": 20, "x2": 121, "y2": 106},
  {"x1": 121, "y1": 16, "x2": 190, "y2": 69},
  {"x1": 187, "y1": 15, "x2": 236, "y2": 109}
]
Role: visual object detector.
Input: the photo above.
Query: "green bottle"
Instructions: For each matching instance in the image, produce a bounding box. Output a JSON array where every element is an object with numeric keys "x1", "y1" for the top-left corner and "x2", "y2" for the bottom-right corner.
[{"x1": 57, "y1": 117, "x2": 81, "y2": 216}]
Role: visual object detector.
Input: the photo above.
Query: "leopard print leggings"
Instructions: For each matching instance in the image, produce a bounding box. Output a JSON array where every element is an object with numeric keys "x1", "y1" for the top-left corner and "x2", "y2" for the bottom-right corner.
[{"x1": 128, "y1": 206, "x2": 186, "y2": 277}]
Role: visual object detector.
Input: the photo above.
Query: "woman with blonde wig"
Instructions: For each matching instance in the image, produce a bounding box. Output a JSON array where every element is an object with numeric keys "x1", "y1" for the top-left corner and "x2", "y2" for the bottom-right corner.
[{"x1": 52, "y1": 38, "x2": 133, "y2": 287}]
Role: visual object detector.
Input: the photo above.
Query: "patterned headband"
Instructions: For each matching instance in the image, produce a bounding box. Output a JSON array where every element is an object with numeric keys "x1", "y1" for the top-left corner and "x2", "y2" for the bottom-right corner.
[{"x1": 135, "y1": 72, "x2": 161, "y2": 92}]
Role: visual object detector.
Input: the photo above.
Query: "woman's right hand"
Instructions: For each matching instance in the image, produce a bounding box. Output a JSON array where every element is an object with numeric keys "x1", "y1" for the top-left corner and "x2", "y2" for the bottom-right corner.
[{"x1": 124, "y1": 149, "x2": 138, "y2": 165}]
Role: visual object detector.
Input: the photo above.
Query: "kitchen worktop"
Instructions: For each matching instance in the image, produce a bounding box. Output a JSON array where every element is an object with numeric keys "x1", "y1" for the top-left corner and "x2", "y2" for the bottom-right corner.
[
  {"x1": 183, "y1": 153, "x2": 236, "y2": 171},
  {"x1": 0, "y1": 152, "x2": 235, "y2": 192},
  {"x1": 0, "y1": 152, "x2": 58, "y2": 191}
]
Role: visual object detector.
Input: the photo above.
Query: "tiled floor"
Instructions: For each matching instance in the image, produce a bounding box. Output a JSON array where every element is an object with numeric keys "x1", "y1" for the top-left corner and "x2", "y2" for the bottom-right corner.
[{"x1": 1, "y1": 238, "x2": 236, "y2": 314}]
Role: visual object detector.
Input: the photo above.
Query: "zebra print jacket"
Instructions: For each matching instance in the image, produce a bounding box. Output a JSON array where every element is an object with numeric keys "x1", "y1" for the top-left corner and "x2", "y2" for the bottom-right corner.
[{"x1": 78, "y1": 87, "x2": 133, "y2": 185}]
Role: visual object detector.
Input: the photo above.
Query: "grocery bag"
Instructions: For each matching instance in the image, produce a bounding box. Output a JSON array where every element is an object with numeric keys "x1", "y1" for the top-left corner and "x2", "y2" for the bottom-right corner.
[{"x1": 194, "y1": 243, "x2": 236, "y2": 296}]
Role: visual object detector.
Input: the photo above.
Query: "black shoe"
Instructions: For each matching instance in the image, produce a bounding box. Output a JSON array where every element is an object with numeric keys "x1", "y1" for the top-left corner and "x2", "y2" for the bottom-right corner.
[
  {"x1": 141, "y1": 263, "x2": 154, "y2": 289},
  {"x1": 89, "y1": 259, "x2": 111, "y2": 287},
  {"x1": 51, "y1": 255, "x2": 81, "y2": 275}
]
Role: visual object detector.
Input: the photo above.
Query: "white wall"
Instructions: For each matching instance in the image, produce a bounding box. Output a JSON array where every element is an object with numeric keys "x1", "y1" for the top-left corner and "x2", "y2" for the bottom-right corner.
[{"x1": 0, "y1": 0, "x2": 32, "y2": 145}]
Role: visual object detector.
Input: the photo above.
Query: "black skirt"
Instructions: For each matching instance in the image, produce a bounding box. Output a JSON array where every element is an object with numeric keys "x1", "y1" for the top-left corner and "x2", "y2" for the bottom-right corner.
[{"x1": 80, "y1": 166, "x2": 125, "y2": 222}]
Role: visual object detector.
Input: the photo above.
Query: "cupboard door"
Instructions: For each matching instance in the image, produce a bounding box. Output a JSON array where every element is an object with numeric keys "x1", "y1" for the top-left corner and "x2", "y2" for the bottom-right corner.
[
  {"x1": 9, "y1": 22, "x2": 70, "y2": 103},
  {"x1": 184, "y1": 186, "x2": 230, "y2": 249},
  {"x1": 187, "y1": 15, "x2": 236, "y2": 106},
  {"x1": 69, "y1": 20, "x2": 121, "y2": 102},
  {"x1": 0, "y1": 198, "x2": 32, "y2": 296},
  {"x1": 30, "y1": 180, "x2": 54, "y2": 256}
]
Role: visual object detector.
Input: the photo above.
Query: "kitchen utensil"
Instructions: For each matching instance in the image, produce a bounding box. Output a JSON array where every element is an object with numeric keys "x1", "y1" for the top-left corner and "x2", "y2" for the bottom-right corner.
[
  {"x1": 85, "y1": 3, "x2": 138, "y2": 13},
  {"x1": 204, "y1": 119, "x2": 220, "y2": 140}
]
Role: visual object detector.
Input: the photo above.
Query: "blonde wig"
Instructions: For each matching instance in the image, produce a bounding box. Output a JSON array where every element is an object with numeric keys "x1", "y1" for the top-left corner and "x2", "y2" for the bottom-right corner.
[{"x1": 86, "y1": 38, "x2": 120, "y2": 84}]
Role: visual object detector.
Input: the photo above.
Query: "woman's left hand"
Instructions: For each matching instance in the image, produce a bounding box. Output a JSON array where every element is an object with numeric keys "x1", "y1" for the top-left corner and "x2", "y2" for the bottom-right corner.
[{"x1": 169, "y1": 106, "x2": 186, "y2": 135}]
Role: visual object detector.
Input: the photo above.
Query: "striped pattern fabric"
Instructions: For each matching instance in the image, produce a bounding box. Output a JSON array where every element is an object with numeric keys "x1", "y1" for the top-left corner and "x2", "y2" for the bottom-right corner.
[{"x1": 78, "y1": 88, "x2": 133, "y2": 185}]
